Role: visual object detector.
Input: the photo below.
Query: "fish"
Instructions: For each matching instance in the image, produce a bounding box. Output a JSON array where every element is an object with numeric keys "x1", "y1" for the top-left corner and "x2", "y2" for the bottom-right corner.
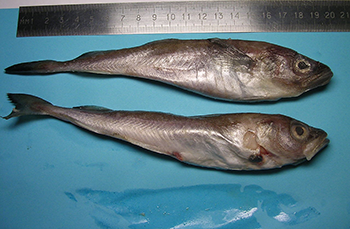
[
  {"x1": 4, "y1": 39, "x2": 333, "y2": 102},
  {"x1": 72, "y1": 184, "x2": 320, "y2": 228},
  {"x1": 2, "y1": 93, "x2": 329, "y2": 170}
]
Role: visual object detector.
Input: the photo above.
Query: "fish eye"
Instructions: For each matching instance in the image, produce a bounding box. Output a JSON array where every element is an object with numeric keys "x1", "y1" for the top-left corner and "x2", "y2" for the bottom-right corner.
[
  {"x1": 291, "y1": 123, "x2": 309, "y2": 140},
  {"x1": 298, "y1": 61, "x2": 310, "y2": 70},
  {"x1": 294, "y1": 59, "x2": 312, "y2": 74},
  {"x1": 295, "y1": 126, "x2": 304, "y2": 135}
]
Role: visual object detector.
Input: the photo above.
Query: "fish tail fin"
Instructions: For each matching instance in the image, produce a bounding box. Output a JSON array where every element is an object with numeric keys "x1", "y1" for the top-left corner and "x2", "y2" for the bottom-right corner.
[
  {"x1": 5, "y1": 60, "x2": 67, "y2": 75},
  {"x1": 2, "y1": 93, "x2": 53, "y2": 120}
]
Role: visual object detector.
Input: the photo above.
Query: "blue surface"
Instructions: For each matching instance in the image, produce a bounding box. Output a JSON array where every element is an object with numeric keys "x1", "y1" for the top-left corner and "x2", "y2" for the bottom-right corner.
[{"x1": 0, "y1": 8, "x2": 349, "y2": 229}]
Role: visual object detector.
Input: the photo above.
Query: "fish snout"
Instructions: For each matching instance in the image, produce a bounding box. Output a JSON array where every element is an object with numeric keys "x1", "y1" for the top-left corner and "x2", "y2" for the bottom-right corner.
[
  {"x1": 317, "y1": 62, "x2": 333, "y2": 85},
  {"x1": 303, "y1": 129, "x2": 329, "y2": 161},
  {"x1": 304, "y1": 62, "x2": 333, "y2": 90}
]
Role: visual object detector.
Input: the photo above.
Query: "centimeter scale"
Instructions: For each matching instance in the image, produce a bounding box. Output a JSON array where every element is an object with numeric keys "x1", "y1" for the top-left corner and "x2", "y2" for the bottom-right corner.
[{"x1": 16, "y1": 1, "x2": 350, "y2": 37}]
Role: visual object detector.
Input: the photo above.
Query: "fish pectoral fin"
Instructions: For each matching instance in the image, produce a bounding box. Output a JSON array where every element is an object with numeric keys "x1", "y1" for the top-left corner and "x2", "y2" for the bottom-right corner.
[
  {"x1": 209, "y1": 38, "x2": 254, "y2": 68},
  {"x1": 73, "y1": 105, "x2": 113, "y2": 113}
]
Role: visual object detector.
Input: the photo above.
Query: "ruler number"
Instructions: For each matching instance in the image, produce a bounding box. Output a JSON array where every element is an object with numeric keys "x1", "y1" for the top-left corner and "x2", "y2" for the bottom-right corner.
[
  {"x1": 231, "y1": 12, "x2": 239, "y2": 19},
  {"x1": 324, "y1": 11, "x2": 336, "y2": 19},
  {"x1": 152, "y1": 14, "x2": 157, "y2": 21},
  {"x1": 340, "y1": 11, "x2": 350, "y2": 19},
  {"x1": 263, "y1": 12, "x2": 272, "y2": 19},
  {"x1": 121, "y1": 15, "x2": 125, "y2": 21},
  {"x1": 215, "y1": 12, "x2": 223, "y2": 20},
  {"x1": 279, "y1": 12, "x2": 287, "y2": 19},
  {"x1": 167, "y1": 13, "x2": 176, "y2": 20},
  {"x1": 183, "y1": 13, "x2": 190, "y2": 20},
  {"x1": 310, "y1": 12, "x2": 320, "y2": 19},
  {"x1": 89, "y1": 16, "x2": 94, "y2": 25},
  {"x1": 199, "y1": 13, "x2": 207, "y2": 20},
  {"x1": 295, "y1": 12, "x2": 304, "y2": 19}
]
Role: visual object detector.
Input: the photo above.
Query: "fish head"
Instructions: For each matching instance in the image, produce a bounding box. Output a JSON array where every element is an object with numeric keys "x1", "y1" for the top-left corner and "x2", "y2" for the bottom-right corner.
[
  {"x1": 254, "y1": 115, "x2": 329, "y2": 169},
  {"x1": 259, "y1": 44, "x2": 333, "y2": 98},
  {"x1": 230, "y1": 40, "x2": 333, "y2": 100}
]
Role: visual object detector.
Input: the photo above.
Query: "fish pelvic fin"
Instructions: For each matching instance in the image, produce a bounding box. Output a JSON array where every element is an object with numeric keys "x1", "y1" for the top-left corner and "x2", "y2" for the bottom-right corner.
[
  {"x1": 3, "y1": 93, "x2": 53, "y2": 120},
  {"x1": 5, "y1": 60, "x2": 65, "y2": 75}
]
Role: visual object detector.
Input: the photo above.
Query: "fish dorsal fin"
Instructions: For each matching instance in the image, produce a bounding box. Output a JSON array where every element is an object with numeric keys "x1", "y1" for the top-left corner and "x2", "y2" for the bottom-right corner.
[
  {"x1": 209, "y1": 38, "x2": 254, "y2": 68},
  {"x1": 73, "y1": 105, "x2": 113, "y2": 113},
  {"x1": 76, "y1": 51, "x2": 103, "y2": 59}
]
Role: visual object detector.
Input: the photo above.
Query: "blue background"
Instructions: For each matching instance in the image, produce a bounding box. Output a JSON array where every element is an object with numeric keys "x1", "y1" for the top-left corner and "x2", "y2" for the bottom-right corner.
[{"x1": 1, "y1": 8, "x2": 349, "y2": 228}]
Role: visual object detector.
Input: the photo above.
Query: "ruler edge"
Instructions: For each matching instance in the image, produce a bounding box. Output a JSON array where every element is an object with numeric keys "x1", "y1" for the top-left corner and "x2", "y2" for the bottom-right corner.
[{"x1": 17, "y1": 0, "x2": 350, "y2": 9}]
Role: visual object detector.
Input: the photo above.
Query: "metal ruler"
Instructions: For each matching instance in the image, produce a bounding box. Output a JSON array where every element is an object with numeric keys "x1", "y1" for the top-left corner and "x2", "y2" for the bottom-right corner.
[{"x1": 17, "y1": 1, "x2": 350, "y2": 37}]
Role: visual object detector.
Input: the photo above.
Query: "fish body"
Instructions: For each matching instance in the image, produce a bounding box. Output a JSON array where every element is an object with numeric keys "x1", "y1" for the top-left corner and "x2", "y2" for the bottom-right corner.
[
  {"x1": 5, "y1": 39, "x2": 333, "y2": 101},
  {"x1": 3, "y1": 93, "x2": 329, "y2": 170}
]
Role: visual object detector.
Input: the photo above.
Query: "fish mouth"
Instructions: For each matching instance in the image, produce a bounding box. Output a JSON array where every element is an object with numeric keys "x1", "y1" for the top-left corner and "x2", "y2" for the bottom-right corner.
[
  {"x1": 304, "y1": 62, "x2": 333, "y2": 90},
  {"x1": 303, "y1": 132, "x2": 330, "y2": 161}
]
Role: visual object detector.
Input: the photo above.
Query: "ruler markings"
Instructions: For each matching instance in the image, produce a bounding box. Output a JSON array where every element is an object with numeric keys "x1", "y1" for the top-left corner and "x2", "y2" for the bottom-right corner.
[{"x1": 16, "y1": 1, "x2": 350, "y2": 37}]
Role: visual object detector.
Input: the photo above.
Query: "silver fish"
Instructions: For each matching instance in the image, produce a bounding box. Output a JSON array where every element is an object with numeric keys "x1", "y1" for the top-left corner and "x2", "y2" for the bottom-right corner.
[
  {"x1": 3, "y1": 93, "x2": 329, "y2": 171},
  {"x1": 5, "y1": 39, "x2": 333, "y2": 102}
]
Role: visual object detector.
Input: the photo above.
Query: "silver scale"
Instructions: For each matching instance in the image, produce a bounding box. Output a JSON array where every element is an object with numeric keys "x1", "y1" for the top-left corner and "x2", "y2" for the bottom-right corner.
[{"x1": 16, "y1": 0, "x2": 350, "y2": 37}]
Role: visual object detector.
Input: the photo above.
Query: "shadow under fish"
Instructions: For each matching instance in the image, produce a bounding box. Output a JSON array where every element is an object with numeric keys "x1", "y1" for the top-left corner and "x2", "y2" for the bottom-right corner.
[{"x1": 68, "y1": 184, "x2": 320, "y2": 229}]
